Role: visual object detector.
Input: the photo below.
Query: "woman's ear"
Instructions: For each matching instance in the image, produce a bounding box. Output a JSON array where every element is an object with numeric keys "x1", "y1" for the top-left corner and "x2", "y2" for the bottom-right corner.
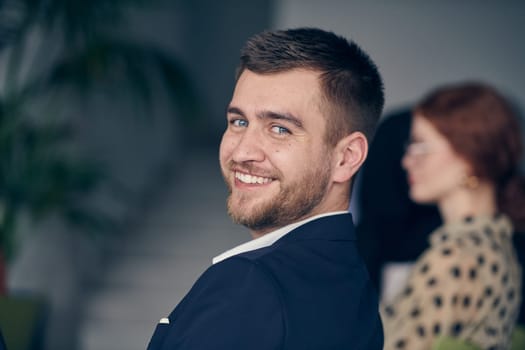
[{"x1": 331, "y1": 131, "x2": 369, "y2": 183}]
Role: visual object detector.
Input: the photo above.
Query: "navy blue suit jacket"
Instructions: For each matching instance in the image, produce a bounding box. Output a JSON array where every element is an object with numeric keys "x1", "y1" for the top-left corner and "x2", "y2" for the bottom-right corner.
[{"x1": 147, "y1": 214, "x2": 383, "y2": 349}]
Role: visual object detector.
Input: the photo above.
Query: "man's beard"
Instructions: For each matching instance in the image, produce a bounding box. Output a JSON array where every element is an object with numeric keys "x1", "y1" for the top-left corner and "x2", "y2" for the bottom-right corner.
[{"x1": 224, "y1": 158, "x2": 331, "y2": 232}]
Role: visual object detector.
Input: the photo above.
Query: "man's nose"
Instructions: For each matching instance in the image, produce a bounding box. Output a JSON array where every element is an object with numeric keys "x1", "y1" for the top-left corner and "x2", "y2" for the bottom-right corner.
[{"x1": 231, "y1": 129, "x2": 265, "y2": 163}]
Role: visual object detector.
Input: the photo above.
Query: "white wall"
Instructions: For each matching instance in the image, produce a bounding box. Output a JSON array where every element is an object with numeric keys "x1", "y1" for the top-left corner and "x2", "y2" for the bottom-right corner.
[{"x1": 275, "y1": 0, "x2": 525, "y2": 114}]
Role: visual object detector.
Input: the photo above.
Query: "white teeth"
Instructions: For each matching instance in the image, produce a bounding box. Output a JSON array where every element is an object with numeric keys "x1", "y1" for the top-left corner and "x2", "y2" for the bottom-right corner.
[{"x1": 235, "y1": 172, "x2": 272, "y2": 184}]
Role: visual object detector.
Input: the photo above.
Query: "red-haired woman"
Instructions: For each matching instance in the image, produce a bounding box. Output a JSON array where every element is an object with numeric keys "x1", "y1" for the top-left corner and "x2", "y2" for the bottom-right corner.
[{"x1": 382, "y1": 82, "x2": 524, "y2": 350}]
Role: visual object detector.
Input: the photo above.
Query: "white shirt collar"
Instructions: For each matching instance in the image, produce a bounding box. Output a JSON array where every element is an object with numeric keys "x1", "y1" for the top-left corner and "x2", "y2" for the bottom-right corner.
[{"x1": 212, "y1": 211, "x2": 348, "y2": 265}]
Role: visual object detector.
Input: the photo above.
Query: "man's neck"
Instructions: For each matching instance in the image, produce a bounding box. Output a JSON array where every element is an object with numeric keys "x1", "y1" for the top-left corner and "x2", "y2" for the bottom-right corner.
[{"x1": 249, "y1": 210, "x2": 349, "y2": 239}]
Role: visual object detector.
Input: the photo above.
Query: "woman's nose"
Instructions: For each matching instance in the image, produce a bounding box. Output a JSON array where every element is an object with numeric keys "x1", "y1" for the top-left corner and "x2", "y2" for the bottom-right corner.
[{"x1": 401, "y1": 152, "x2": 413, "y2": 171}]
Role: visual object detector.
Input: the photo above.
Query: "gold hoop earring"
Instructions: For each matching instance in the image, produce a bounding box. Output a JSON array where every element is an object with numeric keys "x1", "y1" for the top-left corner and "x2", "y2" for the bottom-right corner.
[{"x1": 463, "y1": 175, "x2": 480, "y2": 190}]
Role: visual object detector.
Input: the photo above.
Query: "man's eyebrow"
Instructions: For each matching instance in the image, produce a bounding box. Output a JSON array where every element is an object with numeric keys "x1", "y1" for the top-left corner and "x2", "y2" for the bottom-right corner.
[
  {"x1": 227, "y1": 106, "x2": 245, "y2": 116},
  {"x1": 258, "y1": 111, "x2": 304, "y2": 129}
]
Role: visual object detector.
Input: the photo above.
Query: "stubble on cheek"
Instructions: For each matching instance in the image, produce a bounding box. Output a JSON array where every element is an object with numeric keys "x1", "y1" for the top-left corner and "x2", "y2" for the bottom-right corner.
[{"x1": 225, "y1": 161, "x2": 331, "y2": 232}]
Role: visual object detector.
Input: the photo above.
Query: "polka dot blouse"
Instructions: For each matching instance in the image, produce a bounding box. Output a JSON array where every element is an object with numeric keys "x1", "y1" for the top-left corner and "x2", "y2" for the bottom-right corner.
[{"x1": 381, "y1": 215, "x2": 522, "y2": 350}]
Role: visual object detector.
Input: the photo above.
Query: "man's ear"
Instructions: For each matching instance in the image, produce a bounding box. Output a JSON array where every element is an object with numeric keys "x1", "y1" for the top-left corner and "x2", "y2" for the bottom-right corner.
[{"x1": 331, "y1": 131, "x2": 368, "y2": 183}]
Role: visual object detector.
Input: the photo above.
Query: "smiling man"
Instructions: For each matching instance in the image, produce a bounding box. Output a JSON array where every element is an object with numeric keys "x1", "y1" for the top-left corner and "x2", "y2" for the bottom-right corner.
[{"x1": 147, "y1": 28, "x2": 384, "y2": 350}]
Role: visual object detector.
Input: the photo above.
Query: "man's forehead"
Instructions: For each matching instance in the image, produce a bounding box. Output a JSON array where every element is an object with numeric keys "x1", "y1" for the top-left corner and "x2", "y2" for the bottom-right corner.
[
  {"x1": 235, "y1": 68, "x2": 321, "y2": 89},
  {"x1": 232, "y1": 70, "x2": 323, "y2": 110}
]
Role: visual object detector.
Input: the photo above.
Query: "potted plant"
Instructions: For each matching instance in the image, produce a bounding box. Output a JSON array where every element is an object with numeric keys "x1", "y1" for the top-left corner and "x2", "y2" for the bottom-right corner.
[{"x1": 0, "y1": 0, "x2": 196, "y2": 346}]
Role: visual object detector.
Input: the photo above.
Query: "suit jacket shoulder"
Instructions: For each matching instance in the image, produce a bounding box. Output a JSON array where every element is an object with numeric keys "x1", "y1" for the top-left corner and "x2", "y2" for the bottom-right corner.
[
  {"x1": 148, "y1": 214, "x2": 383, "y2": 350},
  {"x1": 148, "y1": 256, "x2": 284, "y2": 349}
]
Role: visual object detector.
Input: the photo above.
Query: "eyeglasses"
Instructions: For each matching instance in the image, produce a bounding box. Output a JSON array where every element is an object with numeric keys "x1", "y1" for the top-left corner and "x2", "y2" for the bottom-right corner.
[{"x1": 404, "y1": 141, "x2": 440, "y2": 158}]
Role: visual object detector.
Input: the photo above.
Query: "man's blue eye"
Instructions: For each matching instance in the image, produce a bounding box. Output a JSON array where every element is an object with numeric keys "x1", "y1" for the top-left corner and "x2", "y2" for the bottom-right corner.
[
  {"x1": 231, "y1": 119, "x2": 248, "y2": 127},
  {"x1": 271, "y1": 126, "x2": 290, "y2": 135}
]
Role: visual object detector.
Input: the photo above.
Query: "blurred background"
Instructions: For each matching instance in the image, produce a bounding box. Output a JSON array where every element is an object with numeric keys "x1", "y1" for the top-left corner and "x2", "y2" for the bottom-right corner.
[{"x1": 0, "y1": 0, "x2": 523, "y2": 349}]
